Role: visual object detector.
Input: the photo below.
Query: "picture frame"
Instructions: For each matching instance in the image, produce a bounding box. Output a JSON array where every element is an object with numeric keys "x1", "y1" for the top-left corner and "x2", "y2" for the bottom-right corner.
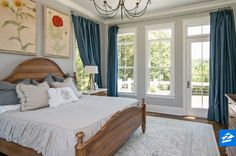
[
  {"x1": 44, "y1": 6, "x2": 70, "y2": 58},
  {"x1": 0, "y1": 0, "x2": 37, "y2": 55}
]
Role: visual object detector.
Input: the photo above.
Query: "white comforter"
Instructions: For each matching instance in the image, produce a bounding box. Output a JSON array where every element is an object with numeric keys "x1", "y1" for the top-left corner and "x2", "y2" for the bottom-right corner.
[{"x1": 0, "y1": 96, "x2": 138, "y2": 156}]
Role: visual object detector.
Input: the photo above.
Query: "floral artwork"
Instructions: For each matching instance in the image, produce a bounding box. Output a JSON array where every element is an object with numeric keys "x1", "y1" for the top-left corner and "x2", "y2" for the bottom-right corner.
[
  {"x1": 0, "y1": 0, "x2": 36, "y2": 54},
  {"x1": 44, "y1": 7, "x2": 70, "y2": 58}
]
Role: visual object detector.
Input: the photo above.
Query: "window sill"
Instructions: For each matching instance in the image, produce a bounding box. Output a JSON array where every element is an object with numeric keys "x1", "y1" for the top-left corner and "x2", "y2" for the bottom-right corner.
[
  {"x1": 145, "y1": 94, "x2": 175, "y2": 99},
  {"x1": 118, "y1": 92, "x2": 137, "y2": 97}
]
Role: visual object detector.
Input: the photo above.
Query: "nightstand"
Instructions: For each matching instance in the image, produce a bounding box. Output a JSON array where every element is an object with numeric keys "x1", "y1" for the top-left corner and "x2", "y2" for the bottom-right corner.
[{"x1": 82, "y1": 88, "x2": 108, "y2": 96}]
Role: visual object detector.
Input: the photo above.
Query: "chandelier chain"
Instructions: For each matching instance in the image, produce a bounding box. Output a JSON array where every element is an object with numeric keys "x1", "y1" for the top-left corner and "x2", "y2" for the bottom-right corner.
[{"x1": 91, "y1": 0, "x2": 151, "y2": 19}]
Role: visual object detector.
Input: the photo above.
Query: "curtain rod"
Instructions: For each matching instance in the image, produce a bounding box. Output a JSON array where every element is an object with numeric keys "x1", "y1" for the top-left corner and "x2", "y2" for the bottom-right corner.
[
  {"x1": 71, "y1": 11, "x2": 99, "y2": 24},
  {"x1": 210, "y1": 7, "x2": 232, "y2": 13},
  {"x1": 116, "y1": 6, "x2": 233, "y2": 26}
]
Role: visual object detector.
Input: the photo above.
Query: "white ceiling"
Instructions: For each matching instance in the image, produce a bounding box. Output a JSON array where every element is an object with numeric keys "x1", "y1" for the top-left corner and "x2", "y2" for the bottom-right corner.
[{"x1": 72, "y1": 0, "x2": 216, "y2": 18}]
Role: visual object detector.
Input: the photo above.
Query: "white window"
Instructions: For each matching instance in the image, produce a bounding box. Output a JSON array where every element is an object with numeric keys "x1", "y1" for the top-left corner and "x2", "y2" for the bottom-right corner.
[
  {"x1": 187, "y1": 25, "x2": 210, "y2": 36},
  {"x1": 145, "y1": 23, "x2": 175, "y2": 96},
  {"x1": 75, "y1": 42, "x2": 89, "y2": 91},
  {"x1": 184, "y1": 17, "x2": 210, "y2": 37},
  {"x1": 117, "y1": 28, "x2": 136, "y2": 93}
]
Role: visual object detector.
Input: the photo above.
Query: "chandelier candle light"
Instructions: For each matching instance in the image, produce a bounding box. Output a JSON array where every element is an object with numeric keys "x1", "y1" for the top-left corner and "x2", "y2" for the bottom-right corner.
[
  {"x1": 84, "y1": 65, "x2": 98, "y2": 91},
  {"x1": 91, "y1": 0, "x2": 151, "y2": 19}
]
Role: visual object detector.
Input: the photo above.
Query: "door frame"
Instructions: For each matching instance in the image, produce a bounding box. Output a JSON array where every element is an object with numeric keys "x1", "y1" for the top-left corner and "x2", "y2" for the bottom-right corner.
[
  {"x1": 182, "y1": 16, "x2": 210, "y2": 118},
  {"x1": 184, "y1": 37, "x2": 209, "y2": 118}
]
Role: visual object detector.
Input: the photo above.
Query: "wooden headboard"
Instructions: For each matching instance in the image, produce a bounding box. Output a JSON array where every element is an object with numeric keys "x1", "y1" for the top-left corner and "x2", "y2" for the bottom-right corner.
[{"x1": 3, "y1": 58, "x2": 66, "y2": 83}]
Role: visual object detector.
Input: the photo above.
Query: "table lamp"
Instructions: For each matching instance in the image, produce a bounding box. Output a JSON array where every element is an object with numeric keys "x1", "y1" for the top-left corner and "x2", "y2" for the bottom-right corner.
[{"x1": 84, "y1": 65, "x2": 98, "y2": 91}]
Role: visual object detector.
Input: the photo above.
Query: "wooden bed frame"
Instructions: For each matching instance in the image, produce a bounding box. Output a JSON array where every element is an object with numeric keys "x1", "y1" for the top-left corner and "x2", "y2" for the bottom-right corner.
[{"x1": 0, "y1": 57, "x2": 146, "y2": 156}]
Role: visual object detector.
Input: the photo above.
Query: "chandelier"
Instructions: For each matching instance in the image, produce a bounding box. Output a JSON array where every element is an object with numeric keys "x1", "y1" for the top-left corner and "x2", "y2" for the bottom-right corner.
[{"x1": 90, "y1": 0, "x2": 152, "y2": 19}]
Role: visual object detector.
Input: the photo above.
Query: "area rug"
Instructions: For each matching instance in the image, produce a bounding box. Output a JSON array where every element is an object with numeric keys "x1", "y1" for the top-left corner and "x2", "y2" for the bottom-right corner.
[{"x1": 115, "y1": 116, "x2": 220, "y2": 156}]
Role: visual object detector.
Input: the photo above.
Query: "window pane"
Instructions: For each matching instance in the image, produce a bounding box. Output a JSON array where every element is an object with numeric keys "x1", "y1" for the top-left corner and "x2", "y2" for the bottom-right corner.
[
  {"x1": 159, "y1": 41, "x2": 170, "y2": 67},
  {"x1": 126, "y1": 44, "x2": 134, "y2": 67},
  {"x1": 188, "y1": 26, "x2": 201, "y2": 36},
  {"x1": 150, "y1": 42, "x2": 159, "y2": 67},
  {"x1": 148, "y1": 29, "x2": 171, "y2": 40},
  {"x1": 118, "y1": 68, "x2": 125, "y2": 81},
  {"x1": 118, "y1": 44, "x2": 126, "y2": 67},
  {"x1": 159, "y1": 68, "x2": 171, "y2": 95},
  {"x1": 150, "y1": 67, "x2": 159, "y2": 80},
  {"x1": 118, "y1": 68, "x2": 134, "y2": 92},
  {"x1": 125, "y1": 34, "x2": 135, "y2": 42},
  {"x1": 160, "y1": 68, "x2": 170, "y2": 81},
  {"x1": 118, "y1": 35, "x2": 126, "y2": 42},
  {"x1": 76, "y1": 48, "x2": 89, "y2": 91}
]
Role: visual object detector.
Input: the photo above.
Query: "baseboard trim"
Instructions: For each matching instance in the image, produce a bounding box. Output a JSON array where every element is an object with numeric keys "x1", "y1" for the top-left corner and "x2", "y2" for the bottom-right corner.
[{"x1": 147, "y1": 104, "x2": 186, "y2": 116}]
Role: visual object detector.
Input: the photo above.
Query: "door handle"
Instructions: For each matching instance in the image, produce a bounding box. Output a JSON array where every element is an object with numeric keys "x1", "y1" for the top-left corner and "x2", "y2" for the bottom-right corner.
[{"x1": 187, "y1": 81, "x2": 190, "y2": 88}]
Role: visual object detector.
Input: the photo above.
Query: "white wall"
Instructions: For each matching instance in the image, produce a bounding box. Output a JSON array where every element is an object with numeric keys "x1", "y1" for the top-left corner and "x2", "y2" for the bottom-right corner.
[
  {"x1": 0, "y1": 0, "x2": 74, "y2": 79},
  {"x1": 0, "y1": 0, "x2": 107, "y2": 82},
  {"x1": 101, "y1": 4, "x2": 236, "y2": 114}
]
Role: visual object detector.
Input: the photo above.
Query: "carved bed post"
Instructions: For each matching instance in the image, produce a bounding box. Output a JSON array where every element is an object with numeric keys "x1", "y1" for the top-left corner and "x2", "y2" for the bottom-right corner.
[
  {"x1": 141, "y1": 98, "x2": 146, "y2": 133},
  {"x1": 75, "y1": 132, "x2": 86, "y2": 156}
]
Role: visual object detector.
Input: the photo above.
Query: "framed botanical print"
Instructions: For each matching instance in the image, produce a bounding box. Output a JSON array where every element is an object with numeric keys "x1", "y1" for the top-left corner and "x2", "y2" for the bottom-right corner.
[
  {"x1": 0, "y1": 0, "x2": 36, "y2": 55},
  {"x1": 44, "y1": 7, "x2": 70, "y2": 58}
]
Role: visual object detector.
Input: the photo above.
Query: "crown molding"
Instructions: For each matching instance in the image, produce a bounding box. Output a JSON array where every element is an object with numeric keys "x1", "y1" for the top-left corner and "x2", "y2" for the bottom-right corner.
[
  {"x1": 57, "y1": 0, "x2": 236, "y2": 25},
  {"x1": 104, "y1": 0, "x2": 236, "y2": 25},
  {"x1": 57, "y1": 0, "x2": 105, "y2": 23}
]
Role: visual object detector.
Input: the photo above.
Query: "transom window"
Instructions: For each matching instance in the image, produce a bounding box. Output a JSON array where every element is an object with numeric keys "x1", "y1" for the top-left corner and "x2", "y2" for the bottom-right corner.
[
  {"x1": 146, "y1": 24, "x2": 175, "y2": 96},
  {"x1": 187, "y1": 25, "x2": 210, "y2": 36},
  {"x1": 117, "y1": 29, "x2": 136, "y2": 93}
]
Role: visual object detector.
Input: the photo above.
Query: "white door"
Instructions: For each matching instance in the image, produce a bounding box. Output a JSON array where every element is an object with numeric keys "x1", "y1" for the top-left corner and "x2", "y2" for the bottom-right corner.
[{"x1": 186, "y1": 38, "x2": 210, "y2": 118}]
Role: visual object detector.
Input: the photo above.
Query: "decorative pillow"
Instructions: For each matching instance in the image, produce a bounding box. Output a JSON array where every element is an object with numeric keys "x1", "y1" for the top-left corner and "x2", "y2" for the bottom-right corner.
[
  {"x1": 0, "y1": 79, "x2": 38, "y2": 106},
  {"x1": 31, "y1": 79, "x2": 39, "y2": 85},
  {"x1": 43, "y1": 73, "x2": 54, "y2": 84},
  {"x1": 48, "y1": 87, "x2": 79, "y2": 107},
  {"x1": 53, "y1": 74, "x2": 64, "y2": 82},
  {"x1": 16, "y1": 79, "x2": 32, "y2": 85},
  {"x1": 51, "y1": 78, "x2": 82, "y2": 98},
  {"x1": 43, "y1": 73, "x2": 66, "y2": 85},
  {"x1": 16, "y1": 82, "x2": 50, "y2": 112},
  {"x1": 0, "y1": 81, "x2": 18, "y2": 106}
]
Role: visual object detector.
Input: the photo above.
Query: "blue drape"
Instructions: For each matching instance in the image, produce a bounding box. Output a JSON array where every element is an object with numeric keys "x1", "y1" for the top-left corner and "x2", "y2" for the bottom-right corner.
[
  {"x1": 71, "y1": 15, "x2": 102, "y2": 87},
  {"x1": 107, "y1": 26, "x2": 119, "y2": 96},
  {"x1": 208, "y1": 10, "x2": 236, "y2": 124}
]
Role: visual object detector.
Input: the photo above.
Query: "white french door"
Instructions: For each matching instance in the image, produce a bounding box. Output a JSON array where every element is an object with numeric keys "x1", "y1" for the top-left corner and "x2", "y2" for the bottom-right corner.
[{"x1": 186, "y1": 37, "x2": 210, "y2": 118}]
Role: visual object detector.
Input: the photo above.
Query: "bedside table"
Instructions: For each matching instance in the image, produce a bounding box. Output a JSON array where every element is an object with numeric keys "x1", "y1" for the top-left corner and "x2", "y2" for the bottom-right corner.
[{"x1": 82, "y1": 88, "x2": 108, "y2": 96}]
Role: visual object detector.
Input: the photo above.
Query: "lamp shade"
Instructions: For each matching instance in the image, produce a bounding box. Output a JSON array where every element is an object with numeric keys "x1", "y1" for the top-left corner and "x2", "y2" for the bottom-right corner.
[{"x1": 84, "y1": 66, "x2": 98, "y2": 74}]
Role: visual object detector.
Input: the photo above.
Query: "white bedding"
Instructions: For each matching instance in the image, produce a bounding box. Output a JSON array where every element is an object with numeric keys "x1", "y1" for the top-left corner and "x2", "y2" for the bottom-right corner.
[
  {"x1": 0, "y1": 104, "x2": 20, "y2": 113},
  {"x1": 0, "y1": 96, "x2": 138, "y2": 156}
]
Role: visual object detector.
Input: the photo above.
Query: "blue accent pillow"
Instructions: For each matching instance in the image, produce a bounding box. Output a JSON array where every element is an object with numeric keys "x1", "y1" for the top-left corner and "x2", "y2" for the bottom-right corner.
[
  {"x1": 52, "y1": 74, "x2": 64, "y2": 82},
  {"x1": 43, "y1": 73, "x2": 55, "y2": 84},
  {"x1": 43, "y1": 73, "x2": 65, "y2": 84},
  {"x1": 0, "y1": 81, "x2": 18, "y2": 106}
]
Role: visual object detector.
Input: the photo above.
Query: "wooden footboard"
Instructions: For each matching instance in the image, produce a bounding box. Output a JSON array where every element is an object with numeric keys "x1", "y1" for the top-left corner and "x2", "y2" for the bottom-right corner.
[
  {"x1": 75, "y1": 99, "x2": 146, "y2": 156},
  {"x1": 0, "y1": 99, "x2": 146, "y2": 156}
]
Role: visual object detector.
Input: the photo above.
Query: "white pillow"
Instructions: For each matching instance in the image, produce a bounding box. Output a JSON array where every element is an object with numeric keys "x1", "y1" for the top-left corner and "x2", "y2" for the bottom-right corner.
[
  {"x1": 51, "y1": 78, "x2": 82, "y2": 98},
  {"x1": 48, "y1": 87, "x2": 79, "y2": 107}
]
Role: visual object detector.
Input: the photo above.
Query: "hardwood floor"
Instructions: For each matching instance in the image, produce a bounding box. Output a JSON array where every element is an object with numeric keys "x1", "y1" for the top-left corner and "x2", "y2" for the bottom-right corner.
[{"x1": 147, "y1": 112, "x2": 227, "y2": 156}]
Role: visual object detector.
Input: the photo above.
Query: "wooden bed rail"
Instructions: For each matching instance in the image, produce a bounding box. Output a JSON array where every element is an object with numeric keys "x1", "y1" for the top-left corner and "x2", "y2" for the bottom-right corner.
[{"x1": 75, "y1": 98, "x2": 146, "y2": 156}]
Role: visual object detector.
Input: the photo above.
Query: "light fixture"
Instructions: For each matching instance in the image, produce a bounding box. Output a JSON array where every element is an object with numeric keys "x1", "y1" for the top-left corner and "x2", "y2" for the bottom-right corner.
[
  {"x1": 90, "y1": 0, "x2": 151, "y2": 19},
  {"x1": 84, "y1": 66, "x2": 98, "y2": 91}
]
